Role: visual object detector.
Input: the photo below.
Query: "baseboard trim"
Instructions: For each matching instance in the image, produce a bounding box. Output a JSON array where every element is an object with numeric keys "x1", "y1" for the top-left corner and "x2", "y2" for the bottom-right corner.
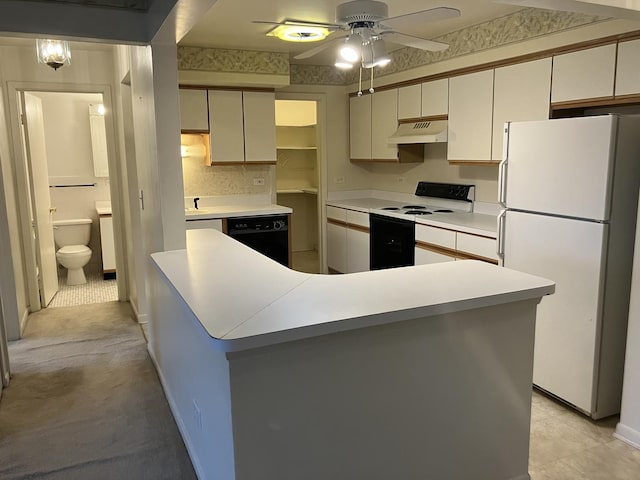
[
  {"x1": 614, "y1": 423, "x2": 640, "y2": 450},
  {"x1": 147, "y1": 345, "x2": 206, "y2": 480},
  {"x1": 19, "y1": 308, "x2": 29, "y2": 337}
]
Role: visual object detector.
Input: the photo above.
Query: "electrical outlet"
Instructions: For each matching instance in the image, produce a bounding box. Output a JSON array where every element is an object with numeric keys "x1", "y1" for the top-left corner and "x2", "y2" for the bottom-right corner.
[
  {"x1": 334, "y1": 176, "x2": 345, "y2": 184},
  {"x1": 192, "y1": 400, "x2": 202, "y2": 430},
  {"x1": 253, "y1": 178, "x2": 265, "y2": 186}
]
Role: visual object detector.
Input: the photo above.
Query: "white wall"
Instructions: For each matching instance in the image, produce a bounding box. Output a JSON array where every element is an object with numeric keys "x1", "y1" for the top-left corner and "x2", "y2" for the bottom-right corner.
[{"x1": 615, "y1": 194, "x2": 640, "y2": 450}]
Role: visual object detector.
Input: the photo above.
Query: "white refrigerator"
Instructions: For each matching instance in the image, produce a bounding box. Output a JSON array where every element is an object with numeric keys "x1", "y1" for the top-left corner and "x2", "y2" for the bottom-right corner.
[{"x1": 497, "y1": 115, "x2": 640, "y2": 419}]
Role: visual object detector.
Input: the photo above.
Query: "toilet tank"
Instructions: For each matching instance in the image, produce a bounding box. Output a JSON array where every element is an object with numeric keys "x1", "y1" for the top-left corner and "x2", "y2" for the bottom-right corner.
[{"x1": 52, "y1": 218, "x2": 92, "y2": 248}]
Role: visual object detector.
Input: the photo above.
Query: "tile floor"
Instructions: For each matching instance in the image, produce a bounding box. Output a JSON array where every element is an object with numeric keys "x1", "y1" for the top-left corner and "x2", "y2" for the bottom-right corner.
[
  {"x1": 48, "y1": 268, "x2": 117, "y2": 308},
  {"x1": 529, "y1": 389, "x2": 640, "y2": 479},
  {"x1": 292, "y1": 249, "x2": 320, "y2": 273}
]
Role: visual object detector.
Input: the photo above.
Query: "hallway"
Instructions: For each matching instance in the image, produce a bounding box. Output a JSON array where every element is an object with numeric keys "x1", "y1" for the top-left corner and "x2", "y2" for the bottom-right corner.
[{"x1": 0, "y1": 301, "x2": 195, "y2": 479}]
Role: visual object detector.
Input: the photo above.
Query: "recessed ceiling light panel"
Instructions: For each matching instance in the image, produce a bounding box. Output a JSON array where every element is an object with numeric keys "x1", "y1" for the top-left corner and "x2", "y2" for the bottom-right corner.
[{"x1": 267, "y1": 24, "x2": 330, "y2": 42}]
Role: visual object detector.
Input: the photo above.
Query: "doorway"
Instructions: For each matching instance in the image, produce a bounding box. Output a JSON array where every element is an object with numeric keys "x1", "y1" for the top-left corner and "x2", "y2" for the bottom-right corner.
[
  {"x1": 11, "y1": 87, "x2": 123, "y2": 310},
  {"x1": 275, "y1": 99, "x2": 322, "y2": 273}
]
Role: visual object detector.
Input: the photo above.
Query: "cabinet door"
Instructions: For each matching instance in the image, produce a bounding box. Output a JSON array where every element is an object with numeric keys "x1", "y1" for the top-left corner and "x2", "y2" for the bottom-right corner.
[
  {"x1": 243, "y1": 91, "x2": 277, "y2": 163},
  {"x1": 415, "y1": 246, "x2": 455, "y2": 265},
  {"x1": 398, "y1": 84, "x2": 421, "y2": 120},
  {"x1": 99, "y1": 216, "x2": 116, "y2": 272},
  {"x1": 421, "y1": 78, "x2": 448, "y2": 117},
  {"x1": 347, "y1": 228, "x2": 370, "y2": 273},
  {"x1": 456, "y1": 232, "x2": 498, "y2": 262},
  {"x1": 327, "y1": 222, "x2": 347, "y2": 273},
  {"x1": 179, "y1": 89, "x2": 209, "y2": 131},
  {"x1": 448, "y1": 70, "x2": 494, "y2": 162},
  {"x1": 615, "y1": 39, "x2": 640, "y2": 96},
  {"x1": 492, "y1": 58, "x2": 551, "y2": 161},
  {"x1": 551, "y1": 44, "x2": 616, "y2": 103},
  {"x1": 371, "y1": 89, "x2": 398, "y2": 161},
  {"x1": 349, "y1": 94, "x2": 372, "y2": 160},
  {"x1": 209, "y1": 90, "x2": 244, "y2": 163}
]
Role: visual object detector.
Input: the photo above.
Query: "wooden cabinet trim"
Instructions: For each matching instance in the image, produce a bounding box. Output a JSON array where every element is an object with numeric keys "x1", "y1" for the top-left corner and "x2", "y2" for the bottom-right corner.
[
  {"x1": 327, "y1": 218, "x2": 348, "y2": 228},
  {"x1": 181, "y1": 129, "x2": 209, "y2": 135},
  {"x1": 398, "y1": 114, "x2": 448, "y2": 124},
  {"x1": 415, "y1": 240, "x2": 457, "y2": 258},
  {"x1": 179, "y1": 85, "x2": 275, "y2": 93},
  {"x1": 448, "y1": 160, "x2": 500, "y2": 166},
  {"x1": 350, "y1": 157, "x2": 422, "y2": 164},
  {"x1": 348, "y1": 30, "x2": 640, "y2": 97},
  {"x1": 455, "y1": 250, "x2": 499, "y2": 265},
  {"x1": 552, "y1": 95, "x2": 640, "y2": 111},
  {"x1": 347, "y1": 224, "x2": 370, "y2": 234}
]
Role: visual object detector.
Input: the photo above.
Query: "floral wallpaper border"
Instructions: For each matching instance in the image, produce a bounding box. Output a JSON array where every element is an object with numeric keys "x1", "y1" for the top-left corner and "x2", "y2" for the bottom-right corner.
[{"x1": 178, "y1": 7, "x2": 606, "y2": 86}]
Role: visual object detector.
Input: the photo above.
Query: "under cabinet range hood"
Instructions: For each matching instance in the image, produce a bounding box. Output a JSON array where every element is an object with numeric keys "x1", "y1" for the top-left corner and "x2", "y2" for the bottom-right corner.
[{"x1": 388, "y1": 120, "x2": 448, "y2": 144}]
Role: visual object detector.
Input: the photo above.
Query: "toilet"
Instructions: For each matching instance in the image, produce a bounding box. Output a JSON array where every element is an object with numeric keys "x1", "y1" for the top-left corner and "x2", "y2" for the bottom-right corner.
[{"x1": 53, "y1": 218, "x2": 92, "y2": 285}]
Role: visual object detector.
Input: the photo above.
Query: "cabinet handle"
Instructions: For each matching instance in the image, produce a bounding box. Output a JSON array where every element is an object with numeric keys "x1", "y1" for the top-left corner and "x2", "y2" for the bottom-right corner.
[{"x1": 496, "y1": 209, "x2": 506, "y2": 263}]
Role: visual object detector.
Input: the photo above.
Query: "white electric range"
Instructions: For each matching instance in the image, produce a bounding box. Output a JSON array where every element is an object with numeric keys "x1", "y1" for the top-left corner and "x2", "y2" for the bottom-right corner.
[{"x1": 369, "y1": 182, "x2": 475, "y2": 270}]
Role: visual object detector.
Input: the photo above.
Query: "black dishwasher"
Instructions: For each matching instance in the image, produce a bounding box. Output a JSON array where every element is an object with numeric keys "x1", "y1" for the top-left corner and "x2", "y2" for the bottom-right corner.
[
  {"x1": 369, "y1": 213, "x2": 415, "y2": 270},
  {"x1": 226, "y1": 215, "x2": 289, "y2": 267}
]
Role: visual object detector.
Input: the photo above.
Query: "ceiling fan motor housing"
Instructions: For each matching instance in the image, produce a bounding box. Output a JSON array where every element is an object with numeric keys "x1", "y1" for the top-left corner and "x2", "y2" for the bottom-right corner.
[{"x1": 336, "y1": 0, "x2": 388, "y2": 26}]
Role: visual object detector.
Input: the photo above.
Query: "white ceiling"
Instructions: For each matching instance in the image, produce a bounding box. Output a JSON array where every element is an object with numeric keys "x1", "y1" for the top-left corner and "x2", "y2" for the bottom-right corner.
[{"x1": 179, "y1": 0, "x2": 525, "y2": 65}]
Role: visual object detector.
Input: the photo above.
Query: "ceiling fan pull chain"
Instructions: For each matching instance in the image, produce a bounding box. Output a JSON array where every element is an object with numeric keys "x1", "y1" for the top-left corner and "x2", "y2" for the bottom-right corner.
[
  {"x1": 369, "y1": 66, "x2": 375, "y2": 94},
  {"x1": 357, "y1": 66, "x2": 363, "y2": 96}
]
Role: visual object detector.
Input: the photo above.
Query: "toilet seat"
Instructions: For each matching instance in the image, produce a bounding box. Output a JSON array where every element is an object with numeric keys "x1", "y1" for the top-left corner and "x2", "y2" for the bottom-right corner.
[{"x1": 57, "y1": 245, "x2": 91, "y2": 255}]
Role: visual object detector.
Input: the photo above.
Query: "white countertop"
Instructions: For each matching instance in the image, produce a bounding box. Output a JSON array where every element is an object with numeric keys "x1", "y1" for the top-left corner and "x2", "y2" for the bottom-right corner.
[
  {"x1": 151, "y1": 229, "x2": 554, "y2": 352},
  {"x1": 185, "y1": 203, "x2": 292, "y2": 220},
  {"x1": 95, "y1": 201, "x2": 112, "y2": 216},
  {"x1": 326, "y1": 198, "x2": 497, "y2": 237}
]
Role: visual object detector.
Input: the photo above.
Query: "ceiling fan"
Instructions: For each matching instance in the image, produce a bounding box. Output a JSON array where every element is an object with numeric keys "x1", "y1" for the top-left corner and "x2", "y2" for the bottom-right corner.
[{"x1": 253, "y1": 0, "x2": 461, "y2": 69}]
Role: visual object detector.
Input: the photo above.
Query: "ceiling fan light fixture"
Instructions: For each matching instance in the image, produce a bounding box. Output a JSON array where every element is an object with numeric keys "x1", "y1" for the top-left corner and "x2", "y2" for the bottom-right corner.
[
  {"x1": 339, "y1": 34, "x2": 362, "y2": 63},
  {"x1": 335, "y1": 57, "x2": 354, "y2": 69},
  {"x1": 267, "y1": 24, "x2": 330, "y2": 42},
  {"x1": 362, "y1": 37, "x2": 390, "y2": 68}
]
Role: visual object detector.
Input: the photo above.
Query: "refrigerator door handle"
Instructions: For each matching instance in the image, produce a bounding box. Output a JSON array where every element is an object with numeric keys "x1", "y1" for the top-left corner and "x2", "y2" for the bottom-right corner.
[
  {"x1": 497, "y1": 209, "x2": 506, "y2": 264},
  {"x1": 498, "y1": 158, "x2": 508, "y2": 208}
]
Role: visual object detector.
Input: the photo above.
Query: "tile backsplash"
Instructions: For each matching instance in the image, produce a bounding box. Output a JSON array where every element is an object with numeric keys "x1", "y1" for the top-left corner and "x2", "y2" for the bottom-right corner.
[{"x1": 182, "y1": 157, "x2": 273, "y2": 197}]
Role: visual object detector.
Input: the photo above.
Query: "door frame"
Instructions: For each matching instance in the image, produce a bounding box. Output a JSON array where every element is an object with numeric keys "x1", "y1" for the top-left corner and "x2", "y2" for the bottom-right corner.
[
  {"x1": 6, "y1": 81, "x2": 128, "y2": 312},
  {"x1": 274, "y1": 92, "x2": 328, "y2": 272}
]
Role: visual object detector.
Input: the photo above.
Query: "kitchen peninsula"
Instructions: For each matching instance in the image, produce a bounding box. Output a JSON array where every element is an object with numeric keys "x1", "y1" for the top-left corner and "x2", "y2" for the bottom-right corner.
[{"x1": 149, "y1": 229, "x2": 554, "y2": 480}]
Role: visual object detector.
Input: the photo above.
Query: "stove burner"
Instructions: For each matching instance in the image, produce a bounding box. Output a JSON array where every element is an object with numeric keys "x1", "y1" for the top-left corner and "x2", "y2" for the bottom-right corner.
[
  {"x1": 405, "y1": 210, "x2": 432, "y2": 215},
  {"x1": 381, "y1": 207, "x2": 401, "y2": 211},
  {"x1": 434, "y1": 209, "x2": 454, "y2": 213},
  {"x1": 402, "y1": 205, "x2": 426, "y2": 209}
]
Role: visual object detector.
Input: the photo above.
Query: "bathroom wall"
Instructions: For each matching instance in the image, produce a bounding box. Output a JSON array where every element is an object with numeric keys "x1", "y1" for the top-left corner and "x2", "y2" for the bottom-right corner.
[{"x1": 36, "y1": 91, "x2": 112, "y2": 271}]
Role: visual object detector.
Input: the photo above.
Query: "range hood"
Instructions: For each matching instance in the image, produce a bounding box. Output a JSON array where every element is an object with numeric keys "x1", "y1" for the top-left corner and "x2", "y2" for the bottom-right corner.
[{"x1": 388, "y1": 120, "x2": 448, "y2": 144}]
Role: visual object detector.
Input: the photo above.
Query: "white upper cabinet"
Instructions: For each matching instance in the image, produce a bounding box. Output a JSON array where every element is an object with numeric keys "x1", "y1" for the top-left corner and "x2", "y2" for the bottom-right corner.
[
  {"x1": 208, "y1": 90, "x2": 244, "y2": 163},
  {"x1": 421, "y1": 78, "x2": 448, "y2": 117},
  {"x1": 179, "y1": 89, "x2": 209, "y2": 132},
  {"x1": 208, "y1": 90, "x2": 276, "y2": 164},
  {"x1": 397, "y1": 84, "x2": 421, "y2": 120},
  {"x1": 448, "y1": 70, "x2": 494, "y2": 163},
  {"x1": 492, "y1": 58, "x2": 552, "y2": 161},
  {"x1": 551, "y1": 44, "x2": 616, "y2": 103},
  {"x1": 243, "y1": 91, "x2": 277, "y2": 163},
  {"x1": 371, "y1": 89, "x2": 398, "y2": 160},
  {"x1": 615, "y1": 39, "x2": 640, "y2": 97},
  {"x1": 349, "y1": 94, "x2": 372, "y2": 160}
]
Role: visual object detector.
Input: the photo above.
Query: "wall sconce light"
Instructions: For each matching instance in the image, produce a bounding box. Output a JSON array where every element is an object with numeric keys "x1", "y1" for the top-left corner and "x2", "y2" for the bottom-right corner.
[{"x1": 36, "y1": 39, "x2": 71, "y2": 70}]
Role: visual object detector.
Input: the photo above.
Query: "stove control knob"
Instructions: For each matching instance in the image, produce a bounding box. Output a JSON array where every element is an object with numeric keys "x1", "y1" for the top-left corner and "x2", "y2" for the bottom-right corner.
[{"x1": 273, "y1": 220, "x2": 285, "y2": 230}]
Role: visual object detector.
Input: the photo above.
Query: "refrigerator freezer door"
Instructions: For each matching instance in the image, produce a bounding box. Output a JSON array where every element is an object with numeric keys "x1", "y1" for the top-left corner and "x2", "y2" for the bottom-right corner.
[
  {"x1": 503, "y1": 210, "x2": 607, "y2": 414},
  {"x1": 505, "y1": 116, "x2": 616, "y2": 221}
]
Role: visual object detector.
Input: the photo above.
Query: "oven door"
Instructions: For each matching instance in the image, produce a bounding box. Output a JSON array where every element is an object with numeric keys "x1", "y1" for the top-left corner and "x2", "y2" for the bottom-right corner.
[{"x1": 369, "y1": 213, "x2": 415, "y2": 270}]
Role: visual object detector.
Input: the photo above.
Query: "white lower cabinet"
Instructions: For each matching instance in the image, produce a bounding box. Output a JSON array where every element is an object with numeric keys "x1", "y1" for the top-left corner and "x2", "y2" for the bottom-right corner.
[
  {"x1": 347, "y1": 228, "x2": 370, "y2": 273},
  {"x1": 186, "y1": 219, "x2": 223, "y2": 231},
  {"x1": 99, "y1": 216, "x2": 116, "y2": 276},
  {"x1": 327, "y1": 222, "x2": 347, "y2": 273},
  {"x1": 415, "y1": 247, "x2": 455, "y2": 265},
  {"x1": 456, "y1": 232, "x2": 498, "y2": 262}
]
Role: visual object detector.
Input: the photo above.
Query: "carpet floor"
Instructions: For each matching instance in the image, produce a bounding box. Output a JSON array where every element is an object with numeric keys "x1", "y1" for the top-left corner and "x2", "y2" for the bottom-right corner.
[{"x1": 0, "y1": 301, "x2": 196, "y2": 480}]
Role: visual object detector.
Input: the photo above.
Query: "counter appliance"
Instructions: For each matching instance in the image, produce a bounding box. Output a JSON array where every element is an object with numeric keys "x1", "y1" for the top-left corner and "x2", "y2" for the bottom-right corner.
[{"x1": 498, "y1": 115, "x2": 640, "y2": 418}]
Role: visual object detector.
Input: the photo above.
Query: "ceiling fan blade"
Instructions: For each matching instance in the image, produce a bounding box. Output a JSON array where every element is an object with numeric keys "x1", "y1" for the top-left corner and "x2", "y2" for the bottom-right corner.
[
  {"x1": 381, "y1": 32, "x2": 449, "y2": 52},
  {"x1": 494, "y1": 0, "x2": 640, "y2": 21},
  {"x1": 252, "y1": 19, "x2": 345, "y2": 30},
  {"x1": 293, "y1": 35, "x2": 348, "y2": 60},
  {"x1": 380, "y1": 6, "x2": 461, "y2": 29}
]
